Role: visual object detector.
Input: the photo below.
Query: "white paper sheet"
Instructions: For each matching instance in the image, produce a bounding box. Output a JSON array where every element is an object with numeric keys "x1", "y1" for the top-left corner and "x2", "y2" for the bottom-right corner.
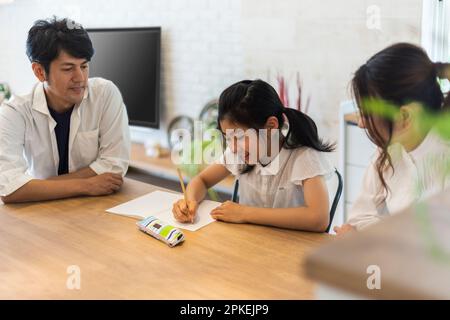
[{"x1": 106, "y1": 190, "x2": 220, "y2": 231}]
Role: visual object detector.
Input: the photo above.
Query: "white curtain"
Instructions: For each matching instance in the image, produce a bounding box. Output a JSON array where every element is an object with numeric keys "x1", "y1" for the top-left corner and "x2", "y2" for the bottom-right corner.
[
  {"x1": 422, "y1": 0, "x2": 450, "y2": 62},
  {"x1": 422, "y1": 0, "x2": 450, "y2": 92}
]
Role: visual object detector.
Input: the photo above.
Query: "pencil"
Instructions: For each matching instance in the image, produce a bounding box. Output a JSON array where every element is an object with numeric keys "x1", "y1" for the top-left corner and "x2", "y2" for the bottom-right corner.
[{"x1": 176, "y1": 168, "x2": 192, "y2": 223}]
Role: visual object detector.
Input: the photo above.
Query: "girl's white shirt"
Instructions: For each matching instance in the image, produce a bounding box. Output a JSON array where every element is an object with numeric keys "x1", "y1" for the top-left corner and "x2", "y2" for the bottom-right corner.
[
  {"x1": 217, "y1": 146, "x2": 334, "y2": 208},
  {"x1": 347, "y1": 129, "x2": 450, "y2": 230}
]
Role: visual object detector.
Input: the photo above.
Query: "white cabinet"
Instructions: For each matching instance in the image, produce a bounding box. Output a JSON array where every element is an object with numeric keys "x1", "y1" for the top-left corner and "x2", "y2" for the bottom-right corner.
[{"x1": 337, "y1": 101, "x2": 376, "y2": 227}]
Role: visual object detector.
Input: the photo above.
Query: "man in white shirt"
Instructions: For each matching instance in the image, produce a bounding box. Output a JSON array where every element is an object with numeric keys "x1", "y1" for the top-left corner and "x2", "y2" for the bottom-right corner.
[{"x1": 0, "y1": 17, "x2": 130, "y2": 203}]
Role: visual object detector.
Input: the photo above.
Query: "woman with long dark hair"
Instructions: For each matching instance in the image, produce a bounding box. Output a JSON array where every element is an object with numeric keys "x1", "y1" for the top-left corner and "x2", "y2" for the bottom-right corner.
[
  {"x1": 172, "y1": 79, "x2": 335, "y2": 232},
  {"x1": 335, "y1": 43, "x2": 450, "y2": 235}
]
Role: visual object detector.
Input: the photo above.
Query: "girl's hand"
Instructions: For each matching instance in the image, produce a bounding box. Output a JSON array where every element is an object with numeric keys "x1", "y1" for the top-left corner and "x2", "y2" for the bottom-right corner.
[
  {"x1": 210, "y1": 201, "x2": 248, "y2": 224},
  {"x1": 172, "y1": 199, "x2": 199, "y2": 223},
  {"x1": 333, "y1": 223, "x2": 356, "y2": 236}
]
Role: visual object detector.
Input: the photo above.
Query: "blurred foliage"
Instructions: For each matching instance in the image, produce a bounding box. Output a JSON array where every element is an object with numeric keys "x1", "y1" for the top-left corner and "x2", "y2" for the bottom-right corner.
[{"x1": 177, "y1": 122, "x2": 224, "y2": 202}]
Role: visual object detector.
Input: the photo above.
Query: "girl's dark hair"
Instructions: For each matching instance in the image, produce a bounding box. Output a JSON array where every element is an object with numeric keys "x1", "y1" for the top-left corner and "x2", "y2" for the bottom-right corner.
[
  {"x1": 26, "y1": 16, "x2": 94, "y2": 74},
  {"x1": 218, "y1": 79, "x2": 334, "y2": 173},
  {"x1": 351, "y1": 42, "x2": 449, "y2": 200}
]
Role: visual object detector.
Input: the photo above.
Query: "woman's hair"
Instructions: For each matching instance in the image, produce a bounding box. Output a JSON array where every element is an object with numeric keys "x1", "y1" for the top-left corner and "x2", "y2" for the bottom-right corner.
[
  {"x1": 351, "y1": 42, "x2": 450, "y2": 199},
  {"x1": 218, "y1": 79, "x2": 334, "y2": 173}
]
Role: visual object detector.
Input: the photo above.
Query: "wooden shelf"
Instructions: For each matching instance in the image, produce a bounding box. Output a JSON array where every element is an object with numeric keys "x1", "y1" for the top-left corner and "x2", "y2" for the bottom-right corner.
[
  {"x1": 130, "y1": 143, "x2": 235, "y2": 194},
  {"x1": 344, "y1": 112, "x2": 359, "y2": 125}
]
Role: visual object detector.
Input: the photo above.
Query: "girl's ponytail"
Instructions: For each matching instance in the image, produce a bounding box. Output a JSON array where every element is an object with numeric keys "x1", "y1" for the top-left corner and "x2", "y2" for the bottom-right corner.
[{"x1": 283, "y1": 107, "x2": 335, "y2": 152}]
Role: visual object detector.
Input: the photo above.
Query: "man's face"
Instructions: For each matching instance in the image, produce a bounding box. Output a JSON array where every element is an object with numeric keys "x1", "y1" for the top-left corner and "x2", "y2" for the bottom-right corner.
[{"x1": 45, "y1": 50, "x2": 89, "y2": 107}]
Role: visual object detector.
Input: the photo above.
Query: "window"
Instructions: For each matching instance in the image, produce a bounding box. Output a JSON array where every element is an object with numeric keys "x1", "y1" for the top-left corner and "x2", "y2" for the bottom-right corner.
[{"x1": 422, "y1": 0, "x2": 450, "y2": 90}]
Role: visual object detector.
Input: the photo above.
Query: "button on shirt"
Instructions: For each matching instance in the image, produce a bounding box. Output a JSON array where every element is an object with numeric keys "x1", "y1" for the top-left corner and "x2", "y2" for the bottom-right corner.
[{"x1": 0, "y1": 77, "x2": 131, "y2": 196}]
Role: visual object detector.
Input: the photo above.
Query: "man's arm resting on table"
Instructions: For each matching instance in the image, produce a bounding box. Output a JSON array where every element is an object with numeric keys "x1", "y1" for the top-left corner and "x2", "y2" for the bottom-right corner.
[
  {"x1": 0, "y1": 173, "x2": 123, "y2": 204},
  {"x1": 47, "y1": 167, "x2": 97, "y2": 180}
]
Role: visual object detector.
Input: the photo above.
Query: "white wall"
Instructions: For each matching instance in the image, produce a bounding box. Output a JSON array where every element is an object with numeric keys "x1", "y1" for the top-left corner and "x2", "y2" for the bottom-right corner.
[
  {"x1": 0, "y1": 0, "x2": 245, "y2": 146},
  {"x1": 0, "y1": 0, "x2": 423, "y2": 163},
  {"x1": 241, "y1": 0, "x2": 423, "y2": 149}
]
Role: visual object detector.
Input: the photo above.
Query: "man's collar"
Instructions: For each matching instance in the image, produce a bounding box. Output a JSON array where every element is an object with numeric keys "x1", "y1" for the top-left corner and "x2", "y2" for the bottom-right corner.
[{"x1": 31, "y1": 82, "x2": 50, "y2": 115}]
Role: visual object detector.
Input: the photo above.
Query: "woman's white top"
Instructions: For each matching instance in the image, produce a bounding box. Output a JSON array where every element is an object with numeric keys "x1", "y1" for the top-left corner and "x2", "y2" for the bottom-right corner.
[
  {"x1": 217, "y1": 146, "x2": 334, "y2": 208},
  {"x1": 347, "y1": 130, "x2": 450, "y2": 230}
]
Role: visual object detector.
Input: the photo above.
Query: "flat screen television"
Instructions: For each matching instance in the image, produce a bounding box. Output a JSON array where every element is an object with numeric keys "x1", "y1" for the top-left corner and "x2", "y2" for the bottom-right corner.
[{"x1": 87, "y1": 27, "x2": 161, "y2": 128}]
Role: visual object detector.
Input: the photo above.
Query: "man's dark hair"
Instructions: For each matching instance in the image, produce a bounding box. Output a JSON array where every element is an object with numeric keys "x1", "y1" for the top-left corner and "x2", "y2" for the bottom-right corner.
[{"x1": 26, "y1": 16, "x2": 94, "y2": 74}]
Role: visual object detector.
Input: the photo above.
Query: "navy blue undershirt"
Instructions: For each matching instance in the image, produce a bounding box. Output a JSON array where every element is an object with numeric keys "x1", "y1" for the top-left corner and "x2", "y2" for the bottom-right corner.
[{"x1": 49, "y1": 106, "x2": 74, "y2": 175}]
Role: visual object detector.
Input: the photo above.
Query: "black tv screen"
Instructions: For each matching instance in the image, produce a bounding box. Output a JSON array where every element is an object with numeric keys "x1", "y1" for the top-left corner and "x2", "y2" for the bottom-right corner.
[{"x1": 87, "y1": 27, "x2": 161, "y2": 128}]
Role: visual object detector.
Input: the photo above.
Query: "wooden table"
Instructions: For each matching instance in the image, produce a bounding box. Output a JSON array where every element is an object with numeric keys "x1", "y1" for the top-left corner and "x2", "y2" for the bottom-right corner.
[
  {"x1": 0, "y1": 178, "x2": 328, "y2": 299},
  {"x1": 305, "y1": 189, "x2": 450, "y2": 299}
]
